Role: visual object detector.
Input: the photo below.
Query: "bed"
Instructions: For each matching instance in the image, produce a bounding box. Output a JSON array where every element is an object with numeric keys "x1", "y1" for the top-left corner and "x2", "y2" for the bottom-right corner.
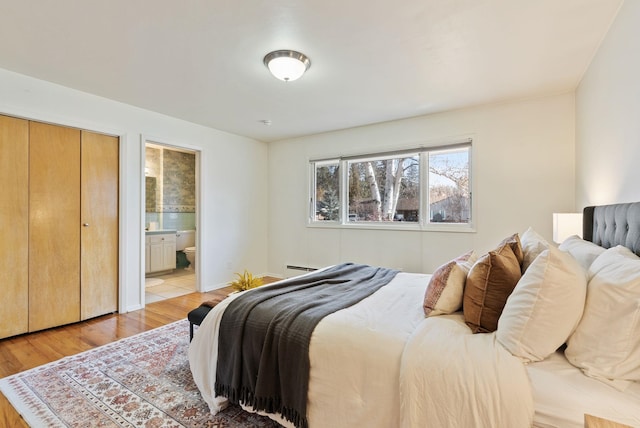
[{"x1": 189, "y1": 201, "x2": 640, "y2": 428}]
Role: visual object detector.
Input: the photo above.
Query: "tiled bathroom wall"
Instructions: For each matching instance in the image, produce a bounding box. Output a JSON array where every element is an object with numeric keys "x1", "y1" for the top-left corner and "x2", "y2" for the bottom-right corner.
[
  {"x1": 162, "y1": 149, "x2": 196, "y2": 213},
  {"x1": 145, "y1": 145, "x2": 196, "y2": 231},
  {"x1": 160, "y1": 212, "x2": 196, "y2": 230}
]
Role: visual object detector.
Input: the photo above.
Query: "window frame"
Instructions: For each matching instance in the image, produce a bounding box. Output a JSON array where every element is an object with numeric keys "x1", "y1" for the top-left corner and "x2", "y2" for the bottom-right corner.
[{"x1": 308, "y1": 140, "x2": 474, "y2": 232}]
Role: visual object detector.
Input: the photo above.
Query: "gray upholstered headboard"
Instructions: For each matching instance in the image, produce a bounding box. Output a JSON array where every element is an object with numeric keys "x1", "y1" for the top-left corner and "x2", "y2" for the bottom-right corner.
[{"x1": 583, "y1": 202, "x2": 640, "y2": 257}]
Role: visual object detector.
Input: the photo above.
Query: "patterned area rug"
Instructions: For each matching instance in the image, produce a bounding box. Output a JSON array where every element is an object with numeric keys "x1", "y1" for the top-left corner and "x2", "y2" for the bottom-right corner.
[{"x1": 0, "y1": 320, "x2": 282, "y2": 427}]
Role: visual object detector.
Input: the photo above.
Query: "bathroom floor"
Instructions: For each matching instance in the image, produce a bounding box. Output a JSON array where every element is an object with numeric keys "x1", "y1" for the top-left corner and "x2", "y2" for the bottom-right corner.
[{"x1": 145, "y1": 268, "x2": 196, "y2": 304}]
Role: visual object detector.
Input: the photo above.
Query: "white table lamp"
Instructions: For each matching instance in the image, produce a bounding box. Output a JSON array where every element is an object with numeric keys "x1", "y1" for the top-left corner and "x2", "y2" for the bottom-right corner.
[{"x1": 553, "y1": 213, "x2": 583, "y2": 243}]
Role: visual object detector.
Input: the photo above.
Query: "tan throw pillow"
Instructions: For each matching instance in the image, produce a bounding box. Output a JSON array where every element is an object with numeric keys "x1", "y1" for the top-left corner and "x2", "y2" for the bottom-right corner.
[
  {"x1": 463, "y1": 244, "x2": 522, "y2": 333},
  {"x1": 499, "y1": 233, "x2": 524, "y2": 267},
  {"x1": 424, "y1": 250, "x2": 477, "y2": 317}
]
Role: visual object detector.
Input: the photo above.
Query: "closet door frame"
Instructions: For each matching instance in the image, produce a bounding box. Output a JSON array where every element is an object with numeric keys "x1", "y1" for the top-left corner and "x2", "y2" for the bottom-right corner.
[{"x1": 1, "y1": 109, "x2": 128, "y2": 320}]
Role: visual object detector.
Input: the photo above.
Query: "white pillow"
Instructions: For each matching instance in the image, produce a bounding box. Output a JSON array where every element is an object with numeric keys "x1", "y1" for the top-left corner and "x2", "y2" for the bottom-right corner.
[
  {"x1": 558, "y1": 235, "x2": 605, "y2": 272},
  {"x1": 565, "y1": 246, "x2": 640, "y2": 383},
  {"x1": 497, "y1": 246, "x2": 587, "y2": 362},
  {"x1": 423, "y1": 251, "x2": 477, "y2": 317},
  {"x1": 520, "y1": 227, "x2": 550, "y2": 272}
]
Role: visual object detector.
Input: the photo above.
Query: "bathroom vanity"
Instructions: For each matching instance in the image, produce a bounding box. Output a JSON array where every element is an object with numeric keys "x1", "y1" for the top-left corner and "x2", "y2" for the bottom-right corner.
[{"x1": 145, "y1": 230, "x2": 177, "y2": 274}]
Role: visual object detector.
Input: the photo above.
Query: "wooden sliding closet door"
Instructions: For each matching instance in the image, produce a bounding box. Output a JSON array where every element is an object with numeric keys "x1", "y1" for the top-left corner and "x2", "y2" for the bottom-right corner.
[
  {"x1": 0, "y1": 115, "x2": 29, "y2": 338},
  {"x1": 29, "y1": 122, "x2": 81, "y2": 331},
  {"x1": 80, "y1": 131, "x2": 119, "y2": 320}
]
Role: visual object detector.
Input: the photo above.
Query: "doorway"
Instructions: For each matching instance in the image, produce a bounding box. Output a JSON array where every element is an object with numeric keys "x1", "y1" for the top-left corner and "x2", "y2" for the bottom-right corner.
[{"x1": 144, "y1": 141, "x2": 199, "y2": 303}]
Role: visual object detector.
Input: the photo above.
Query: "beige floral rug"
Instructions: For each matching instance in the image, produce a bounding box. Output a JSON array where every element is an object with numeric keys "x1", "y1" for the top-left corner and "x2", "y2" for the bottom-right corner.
[{"x1": 0, "y1": 320, "x2": 281, "y2": 427}]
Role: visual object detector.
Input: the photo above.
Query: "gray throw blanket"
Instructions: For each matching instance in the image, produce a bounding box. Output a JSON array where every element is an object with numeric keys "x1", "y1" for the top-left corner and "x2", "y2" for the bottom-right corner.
[{"x1": 214, "y1": 263, "x2": 399, "y2": 428}]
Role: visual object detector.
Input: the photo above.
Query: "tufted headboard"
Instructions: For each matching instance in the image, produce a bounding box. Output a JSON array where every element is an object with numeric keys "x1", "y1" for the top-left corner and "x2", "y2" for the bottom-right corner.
[{"x1": 583, "y1": 202, "x2": 640, "y2": 257}]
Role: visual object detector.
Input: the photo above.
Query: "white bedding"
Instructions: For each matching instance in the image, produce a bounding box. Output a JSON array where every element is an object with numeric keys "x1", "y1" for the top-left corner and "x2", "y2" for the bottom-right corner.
[
  {"x1": 189, "y1": 271, "x2": 534, "y2": 427},
  {"x1": 305, "y1": 272, "x2": 428, "y2": 427},
  {"x1": 528, "y1": 350, "x2": 640, "y2": 428},
  {"x1": 401, "y1": 313, "x2": 534, "y2": 427}
]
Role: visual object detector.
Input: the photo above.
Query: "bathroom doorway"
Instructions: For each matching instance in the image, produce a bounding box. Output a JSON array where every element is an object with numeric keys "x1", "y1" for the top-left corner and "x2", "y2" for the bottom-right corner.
[{"x1": 144, "y1": 141, "x2": 199, "y2": 304}]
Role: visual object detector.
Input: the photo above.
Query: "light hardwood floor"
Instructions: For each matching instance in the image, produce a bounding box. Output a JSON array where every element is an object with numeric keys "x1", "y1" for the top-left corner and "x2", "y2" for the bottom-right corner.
[{"x1": 0, "y1": 278, "x2": 280, "y2": 427}]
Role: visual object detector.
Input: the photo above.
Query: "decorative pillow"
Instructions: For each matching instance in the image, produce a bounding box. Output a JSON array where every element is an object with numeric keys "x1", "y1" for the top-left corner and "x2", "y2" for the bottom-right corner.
[
  {"x1": 520, "y1": 227, "x2": 550, "y2": 273},
  {"x1": 565, "y1": 246, "x2": 640, "y2": 383},
  {"x1": 424, "y1": 250, "x2": 477, "y2": 317},
  {"x1": 499, "y1": 233, "x2": 524, "y2": 267},
  {"x1": 463, "y1": 243, "x2": 522, "y2": 333},
  {"x1": 497, "y1": 246, "x2": 587, "y2": 362},
  {"x1": 558, "y1": 235, "x2": 606, "y2": 272}
]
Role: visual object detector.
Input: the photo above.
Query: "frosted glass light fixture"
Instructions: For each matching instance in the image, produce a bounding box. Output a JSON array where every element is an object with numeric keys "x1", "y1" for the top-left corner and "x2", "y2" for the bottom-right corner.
[
  {"x1": 263, "y1": 50, "x2": 311, "y2": 82},
  {"x1": 552, "y1": 213, "x2": 583, "y2": 243}
]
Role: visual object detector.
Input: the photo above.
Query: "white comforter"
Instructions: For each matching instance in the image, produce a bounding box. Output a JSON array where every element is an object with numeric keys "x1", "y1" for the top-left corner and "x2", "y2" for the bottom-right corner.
[
  {"x1": 401, "y1": 314, "x2": 534, "y2": 427},
  {"x1": 189, "y1": 272, "x2": 534, "y2": 427}
]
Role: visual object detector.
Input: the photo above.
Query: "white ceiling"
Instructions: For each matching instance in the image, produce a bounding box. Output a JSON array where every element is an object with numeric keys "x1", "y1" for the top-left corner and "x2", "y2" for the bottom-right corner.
[{"x1": 0, "y1": 0, "x2": 622, "y2": 142}]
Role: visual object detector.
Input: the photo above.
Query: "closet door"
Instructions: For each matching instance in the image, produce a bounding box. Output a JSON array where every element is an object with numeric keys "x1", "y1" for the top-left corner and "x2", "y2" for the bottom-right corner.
[
  {"x1": 29, "y1": 122, "x2": 81, "y2": 331},
  {"x1": 80, "y1": 131, "x2": 119, "y2": 319},
  {"x1": 0, "y1": 115, "x2": 29, "y2": 338}
]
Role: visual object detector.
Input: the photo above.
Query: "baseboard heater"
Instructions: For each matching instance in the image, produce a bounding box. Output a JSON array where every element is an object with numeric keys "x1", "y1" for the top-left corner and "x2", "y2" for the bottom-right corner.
[{"x1": 284, "y1": 265, "x2": 318, "y2": 278}]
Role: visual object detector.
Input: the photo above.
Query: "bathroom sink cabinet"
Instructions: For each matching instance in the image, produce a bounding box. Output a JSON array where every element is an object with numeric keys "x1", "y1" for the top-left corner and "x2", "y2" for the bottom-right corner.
[{"x1": 146, "y1": 233, "x2": 177, "y2": 274}]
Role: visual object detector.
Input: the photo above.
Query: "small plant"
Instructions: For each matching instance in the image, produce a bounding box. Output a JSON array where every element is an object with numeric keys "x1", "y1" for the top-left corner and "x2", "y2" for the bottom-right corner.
[{"x1": 229, "y1": 269, "x2": 263, "y2": 292}]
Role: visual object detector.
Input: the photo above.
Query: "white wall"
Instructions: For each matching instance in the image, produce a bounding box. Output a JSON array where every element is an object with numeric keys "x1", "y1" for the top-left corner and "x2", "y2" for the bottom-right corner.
[
  {"x1": 0, "y1": 68, "x2": 269, "y2": 312},
  {"x1": 268, "y1": 93, "x2": 576, "y2": 275},
  {"x1": 576, "y1": 0, "x2": 640, "y2": 208}
]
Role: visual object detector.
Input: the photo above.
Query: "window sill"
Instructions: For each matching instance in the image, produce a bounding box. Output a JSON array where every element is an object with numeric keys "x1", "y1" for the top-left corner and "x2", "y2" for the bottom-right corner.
[{"x1": 307, "y1": 222, "x2": 476, "y2": 233}]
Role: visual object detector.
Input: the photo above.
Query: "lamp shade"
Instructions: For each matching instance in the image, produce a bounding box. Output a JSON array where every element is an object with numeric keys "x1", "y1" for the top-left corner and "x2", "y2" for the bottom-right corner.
[
  {"x1": 552, "y1": 213, "x2": 583, "y2": 243},
  {"x1": 264, "y1": 50, "x2": 310, "y2": 82}
]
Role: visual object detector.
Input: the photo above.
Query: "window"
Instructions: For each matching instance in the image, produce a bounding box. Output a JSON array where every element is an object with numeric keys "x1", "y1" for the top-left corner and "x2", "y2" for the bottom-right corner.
[
  {"x1": 313, "y1": 161, "x2": 340, "y2": 221},
  {"x1": 347, "y1": 154, "x2": 420, "y2": 222},
  {"x1": 428, "y1": 147, "x2": 471, "y2": 224},
  {"x1": 310, "y1": 142, "x2": 472, "y2": 229}
]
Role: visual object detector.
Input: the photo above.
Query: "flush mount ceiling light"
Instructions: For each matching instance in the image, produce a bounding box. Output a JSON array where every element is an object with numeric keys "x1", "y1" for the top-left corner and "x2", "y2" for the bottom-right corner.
[{"x1": 263, "y1": 50, "x2": 311, "y2": 82}]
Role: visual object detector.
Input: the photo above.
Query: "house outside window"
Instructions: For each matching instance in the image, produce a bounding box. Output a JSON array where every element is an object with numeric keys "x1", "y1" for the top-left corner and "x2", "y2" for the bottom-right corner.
[
  {"x1": 428, "y1": 147, "x2": 471, "y2": 224},
  {"x1": 310, "y1": 141, "x2": 472, "y2": 230}
]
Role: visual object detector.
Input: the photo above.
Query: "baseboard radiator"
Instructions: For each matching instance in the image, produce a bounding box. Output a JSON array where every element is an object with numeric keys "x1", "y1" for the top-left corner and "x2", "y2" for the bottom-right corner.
[{"x1": 284, "y1": 264, "x2": 318, "y2": 278}]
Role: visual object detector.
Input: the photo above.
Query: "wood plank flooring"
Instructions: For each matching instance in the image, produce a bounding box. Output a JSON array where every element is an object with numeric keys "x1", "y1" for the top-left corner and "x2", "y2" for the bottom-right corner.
[{"x1": 0, "y1": 278, "x2": 280, "y2": 427}]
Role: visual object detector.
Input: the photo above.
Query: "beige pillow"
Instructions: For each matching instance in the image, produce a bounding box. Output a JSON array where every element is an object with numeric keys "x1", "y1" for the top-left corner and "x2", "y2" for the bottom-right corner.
[
  {"x1": 566, "y1": 246, "x2": 640, "y2": 383},
  {"x1": 497, "y1": 246, "x2": 587, "y2": 362},
  {"x1": 463, "y1": 244, "x2": 522, "y2": 333},
  {"x1": 424, "y1": 251, "x2": 477, "y2": 317},
  {"x1": 520, "y1": 227, "x2": 550, "y2": 272},
  {"x1": 558, "y1": 235, "x2": 606, "y2": 273}
]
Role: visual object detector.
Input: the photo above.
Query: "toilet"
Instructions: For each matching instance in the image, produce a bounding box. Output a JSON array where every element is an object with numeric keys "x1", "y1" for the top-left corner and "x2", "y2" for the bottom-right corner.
[
  {"x1": 176, "y1": 230, "x2": 196, "y2": 270},
  {"x1": 183, "y1": 246, "x2": 196, "y2": 270}
]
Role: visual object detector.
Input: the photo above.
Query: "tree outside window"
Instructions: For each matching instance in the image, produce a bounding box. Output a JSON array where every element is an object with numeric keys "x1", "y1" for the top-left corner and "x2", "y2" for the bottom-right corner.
[
  {"x1": 314, "y1": 162, "x2": 340, "y2": 221},
  {"x1": 428, "y1": 148, "x2": 470, "y2": 223},
  {"x1": 347, "y1": 155, "x2": 419, "y2": 222}
]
